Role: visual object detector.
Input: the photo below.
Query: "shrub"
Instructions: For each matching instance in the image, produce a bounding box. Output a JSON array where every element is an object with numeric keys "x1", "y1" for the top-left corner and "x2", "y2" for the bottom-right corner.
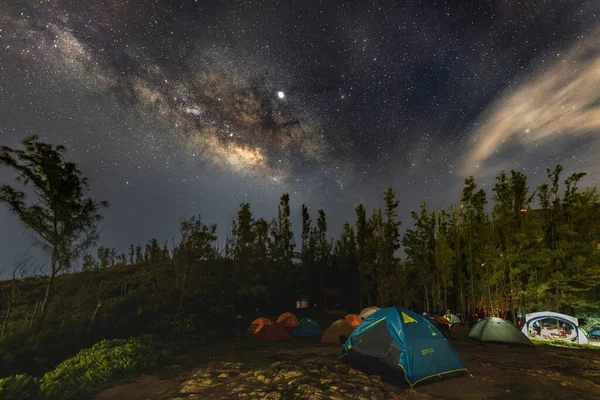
[
  {"x1": 37, "y1": 334, "x2": 170, "y2": 400},
  {"x1": 205, "y1": 305, "x2": 239, "y2": 337},
  {"x1": 0, "y1": 374, "x2": 40, "y2": 400},
  {"x1": 151, "y1": 312, "x2": 198, "y2": 339}
]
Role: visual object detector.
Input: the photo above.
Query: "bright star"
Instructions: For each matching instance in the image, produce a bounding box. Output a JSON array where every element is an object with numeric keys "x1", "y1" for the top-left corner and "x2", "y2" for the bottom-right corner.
[{"x1": 277, "y1": 91, "x2": 285, "y2": 99}]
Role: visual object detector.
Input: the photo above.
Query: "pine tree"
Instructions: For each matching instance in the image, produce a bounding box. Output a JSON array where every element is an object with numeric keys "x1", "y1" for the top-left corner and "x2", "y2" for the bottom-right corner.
[
  {"x1": 300, "y1": 205, "x2": 315, "y2": 300},
  {"x1": 97, "y1": 247, "x2": 110, "y2": 268},
  {"x1": 135, "y1": 245, "x2": 143, "y2": 264},
  {"x1": 82, "y1": 254, "x2": 97, "y2": 271},
  {"x1": 128, "y1": 244, "x2": 135, "y2": 265}
]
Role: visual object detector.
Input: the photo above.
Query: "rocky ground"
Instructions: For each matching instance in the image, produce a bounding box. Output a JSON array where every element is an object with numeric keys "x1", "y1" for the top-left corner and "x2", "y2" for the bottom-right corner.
[{"x1": 95, "y1": 337, "x2": 600, "y2": 400}]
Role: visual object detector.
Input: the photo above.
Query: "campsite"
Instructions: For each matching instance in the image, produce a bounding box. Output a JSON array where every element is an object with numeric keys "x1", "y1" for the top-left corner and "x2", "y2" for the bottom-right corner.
[{"x1": 94, "y1": 310, "x2": 600, "y2": 400}]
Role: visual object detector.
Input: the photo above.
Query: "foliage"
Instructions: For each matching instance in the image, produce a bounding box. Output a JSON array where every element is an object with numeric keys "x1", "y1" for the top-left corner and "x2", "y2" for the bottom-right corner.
[
  {"x1": 0, "y1": 335, "x2": 170, "y2": 400},
  {"x1": 0, "y1": 374, "x2": 40, "y2": 400},
  {"x1": 38, "y1": 335, "x2": 170, "y2": 399},
  {"x1": 0, "y1": 136, "x2": 108, "y2": 331},
  {"x1": 0, "y1": 133, "x2": 598, "y2": 388}
]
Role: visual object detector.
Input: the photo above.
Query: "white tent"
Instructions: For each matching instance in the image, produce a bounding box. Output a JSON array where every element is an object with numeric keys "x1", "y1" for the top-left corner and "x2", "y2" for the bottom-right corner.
[
  {"x1": 359, "y1": 306, "x2": 380, "y2": 320},
  {"x1": 521, "y1": 311, "x2": 588, "y2": 344}
]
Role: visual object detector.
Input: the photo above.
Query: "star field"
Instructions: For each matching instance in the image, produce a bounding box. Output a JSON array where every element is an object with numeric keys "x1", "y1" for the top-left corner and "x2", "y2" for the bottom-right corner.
[{"x1": 1, "y1": 0, "x2": 599, "y2": 267}]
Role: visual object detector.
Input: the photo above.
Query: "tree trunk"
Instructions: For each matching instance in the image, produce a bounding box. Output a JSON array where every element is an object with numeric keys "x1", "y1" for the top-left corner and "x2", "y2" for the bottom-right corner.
[
  {"x1": 438, "y1": 284, "x2": 448, "y2": 311},
  {"x1": 36, "y1": 251, "x2": 58, "y2": 333},
  {"x1": 84, "y1": 299, "x2": 102, "y2": 344},
  {"x1": 1, "y1": 300, "x2": 12, "y2": 341}
]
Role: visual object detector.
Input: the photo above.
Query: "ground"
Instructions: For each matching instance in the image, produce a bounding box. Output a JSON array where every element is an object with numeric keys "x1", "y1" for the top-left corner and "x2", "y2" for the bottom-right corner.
[{"x1": 94, "y1": 334, "x2": 600, "y2": 400}]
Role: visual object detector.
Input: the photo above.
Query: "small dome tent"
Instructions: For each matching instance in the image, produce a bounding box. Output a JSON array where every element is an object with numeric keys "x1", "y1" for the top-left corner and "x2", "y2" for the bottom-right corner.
[
  {"x1": 276, "y1": 312, "x2": 299, "y2": 328},
  {"x1": 468, "y1": 317, "x2": 533, "y2": 346},
  {"x1": 341, "y1": 307, "x2": 468, "y2": 387},
  {"x1": 345, "y1": 314, "x2": 362, "y2": 327},
  {"x1": 246, "y1": 317, "x2": 272, "y2": 334},
  {"x1": 255, "y1": 323, "x2": 292, "y2": 343},
  {"x1": 444, "y1": 313, "x2": 462, "y2": 324},
  {"x1": 294, "y1": 318, "x2": 322, "y2": 338},
  {"x1": 359, "y1": 306, "x2": 380, "y2": 320},
  {"x1": 322, "y1": 319, "x2": 355, "y2": 344},
  {"x1": 521, "y1": 311, "x2": 588, "y2": 344}
]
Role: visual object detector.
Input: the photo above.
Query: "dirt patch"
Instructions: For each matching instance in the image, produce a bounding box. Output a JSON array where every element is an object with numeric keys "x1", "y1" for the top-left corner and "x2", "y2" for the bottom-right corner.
[{"x1": 95, "y1": 338, "x2": 600, "y2": 400}]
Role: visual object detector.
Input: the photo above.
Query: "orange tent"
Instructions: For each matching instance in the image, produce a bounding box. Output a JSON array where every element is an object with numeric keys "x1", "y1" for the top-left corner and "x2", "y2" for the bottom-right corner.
[
  {"x1": 276, "y1": 312, "x2": 299, "y2": 328},
  {"x1": 247, "y1": 317, "x2": 272, "y2": 334},
  {"x1": 321, "y1": 319, "x2": 355, "y2": 344},
  {"x1": 255, "y1": 323, "x2": 292, "y2": 343},
  {"x1": 345, "y1": 314, "x2": 362, "y2": 327}
]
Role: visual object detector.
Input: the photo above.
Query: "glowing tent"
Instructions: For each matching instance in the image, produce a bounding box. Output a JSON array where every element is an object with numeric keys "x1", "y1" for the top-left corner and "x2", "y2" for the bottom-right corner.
[
  {"x1": 521, "y1": 311, "x2": 588, "y2": 344},
  {"x1": 276, "y1": 312, "x2": 299, "y2": 328},
  {"x1": 246, "y1": 317, "x2": 272, "y2": 334},
  {"x1": 345, "y1": 314, "x2": 362, "y2": 327}
]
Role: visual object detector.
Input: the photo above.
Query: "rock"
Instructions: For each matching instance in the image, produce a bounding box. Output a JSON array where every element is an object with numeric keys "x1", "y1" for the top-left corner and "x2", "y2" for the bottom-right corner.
[
  {"x1": 218, "y1": 373, "x2": 229, "y2": 378},
  {"x1": 202, "y1": 373, "x2": 212, "y2": 378},
  {"x1": 200, "y1": 379, "x2": 213, "y2": 386},
  {"x1": 309, "y1": 368, "x2": 320, "y2": 374},
  {"x1": 320, "y1": 378, "x2": 333, "y2": 384},
  {"x1": 328, "y1": 394, "x2": 346, "y2": 400},
  {"x1": 231, "y1": 385, "x2": 249, "y2": 393},
  {"x1": 256, "y1": 375, "x2": 266, "y2": 382},
  {"x1": 179, "y1": 381, "x2": 203, "y2": 394},
  {"x1": 282, "y1": 370, "x2": 303, "y2": 380},
  {"x1": 261, "y1": 393, "x2": 282, "y2": 400},
  {"x1": 329, "y1": 386, "x2": 339, "y2": 391}
]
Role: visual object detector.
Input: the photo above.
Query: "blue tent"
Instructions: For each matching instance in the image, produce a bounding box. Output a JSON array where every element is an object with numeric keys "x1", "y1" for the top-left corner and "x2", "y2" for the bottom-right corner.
[
  {"x1": 294, "y1": 318, "x2": 322, "y2": 338},
  {"x1": 340, "y1": 307, "x2": 468, "y2": 387}
]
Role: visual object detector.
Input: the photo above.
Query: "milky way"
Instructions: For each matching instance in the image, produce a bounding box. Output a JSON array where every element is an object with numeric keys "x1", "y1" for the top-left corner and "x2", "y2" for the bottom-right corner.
[{"x1": 1, "y1": 0, "x2": 599, "y2": 268}]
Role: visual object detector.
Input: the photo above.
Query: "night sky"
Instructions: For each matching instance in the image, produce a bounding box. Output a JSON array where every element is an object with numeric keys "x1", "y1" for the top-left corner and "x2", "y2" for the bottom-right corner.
[{"x1": 1, "y1": 1, "x2": 599, "y2": 271}]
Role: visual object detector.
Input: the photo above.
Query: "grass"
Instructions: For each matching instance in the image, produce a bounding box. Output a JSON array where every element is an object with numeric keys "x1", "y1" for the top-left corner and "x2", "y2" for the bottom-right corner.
[{"x1": 530, "y1": 338, "x2": 600, "y2": 350}]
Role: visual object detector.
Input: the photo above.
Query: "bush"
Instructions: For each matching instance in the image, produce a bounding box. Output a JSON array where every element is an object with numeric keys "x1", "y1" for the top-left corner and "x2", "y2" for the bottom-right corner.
[
  {"x1": 0, "y1": 374, "x2": 40, "y2": 400},
  {"x1": 0, "y1": 335, "x2": 171, "y2": 400},
  {"x1": 39, "y1": 334, "x2": 170, "y2": 399},
  {"x1": 151, "y1": 312, "x2": 198, "y2": 339},
  {"x1": 206, "y1": 305, "x2": 239, "y2": 337}
]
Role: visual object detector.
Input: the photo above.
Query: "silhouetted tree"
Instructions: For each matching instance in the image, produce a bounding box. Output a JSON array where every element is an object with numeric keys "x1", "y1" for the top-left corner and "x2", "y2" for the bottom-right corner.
[{"x1": 0, "y1": 136, "x2": 108, "y2": 331}]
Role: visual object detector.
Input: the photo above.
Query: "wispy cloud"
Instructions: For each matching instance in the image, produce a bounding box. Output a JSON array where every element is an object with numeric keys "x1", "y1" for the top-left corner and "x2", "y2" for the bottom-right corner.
[{"x1": 462, "y1": 31, "x2": 600, "y2": 177}]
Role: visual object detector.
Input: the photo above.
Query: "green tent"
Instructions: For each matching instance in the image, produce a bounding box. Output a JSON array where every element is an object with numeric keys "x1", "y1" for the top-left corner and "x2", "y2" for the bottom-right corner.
[
  {"x1": 444, "y1": 313, "x2": 461, "y2": 324},
  {"x1": 468, "y1": 317, "x2": 533, "y2": 346}
]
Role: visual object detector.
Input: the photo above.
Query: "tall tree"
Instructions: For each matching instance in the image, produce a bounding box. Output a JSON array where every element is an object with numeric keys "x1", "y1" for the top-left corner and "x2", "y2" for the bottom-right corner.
[
  {"x1": 0, "y1": 136, "x2": 108, "y2": 331},
  {"x1": 97, "y1": 246, "x2": 110, "y2": 268},
  {"x1": 175, "y1": 215, "x2": 217, "y2": 308},
  {"x1": 269, "y1": 193, "x2": 296, "y2": 308},
  {"x1": 128, "y1": 244, "x2": 135, "y2": 265},
  {"x1": 135, "y1": 245, "x2": 143, "y2": 264},
  {"x1": 300, "y1": 205, "x2": 316, "y2": 300},
  {"x1": 491, "y1": 170, "x2": 535, "y2": 324},
  {"x1": 460, "y1": 177, "x2": 488, "y2": 314},
  {"x1": 82, "y1": 254, "x2": 97, "y2": 271}
]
